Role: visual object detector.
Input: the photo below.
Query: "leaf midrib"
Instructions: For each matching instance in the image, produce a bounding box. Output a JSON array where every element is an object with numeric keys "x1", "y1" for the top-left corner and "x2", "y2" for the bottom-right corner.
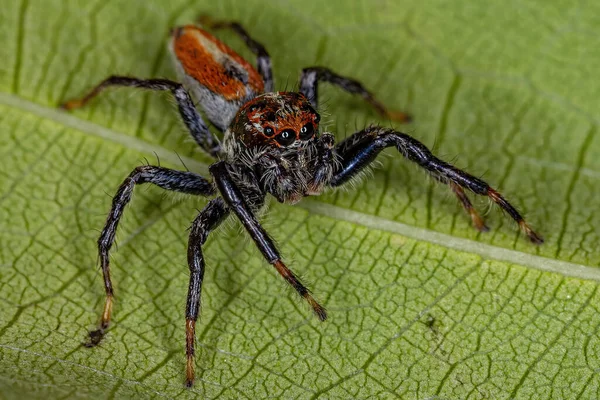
[{"x1": 3, "y1": 92, "x2": 598, "y2": 282}]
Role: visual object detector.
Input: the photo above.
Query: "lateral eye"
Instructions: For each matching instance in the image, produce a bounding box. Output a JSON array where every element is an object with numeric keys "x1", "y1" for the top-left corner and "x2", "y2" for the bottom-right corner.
[
  {"x1": 299, "y1": 123, "x2": 314, "y2": 140},
  {"x1": 275, "y1": 129, "x2": 296, "y2": 146},
  {"x1": 264, "y1": 126, "x2": 275, "y2": 136}
]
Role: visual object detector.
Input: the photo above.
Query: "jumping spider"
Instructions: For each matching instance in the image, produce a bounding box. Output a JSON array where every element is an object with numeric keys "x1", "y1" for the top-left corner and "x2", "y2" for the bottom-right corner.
[{"x1": 60, "y1": 16, "x2": 543, "y2": 387}]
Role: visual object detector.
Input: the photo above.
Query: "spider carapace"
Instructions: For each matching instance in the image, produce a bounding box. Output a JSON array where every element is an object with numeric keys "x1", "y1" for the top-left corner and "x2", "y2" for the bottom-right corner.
[{"x1": 60, "y1": 17, "x2": 543, "y2": 387}]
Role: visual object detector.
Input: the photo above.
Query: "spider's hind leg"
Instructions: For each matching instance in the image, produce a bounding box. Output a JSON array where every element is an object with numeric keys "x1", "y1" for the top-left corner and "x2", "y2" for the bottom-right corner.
[
  {"x1": 199, "y1": 15, "x2": 274, "y2": 92},
  {"x1": 59, "y1": 77, "x2": 221, "y2": 157},
  {"x1": 299, "y1": 66, "x2": 411, "y2": 123}
]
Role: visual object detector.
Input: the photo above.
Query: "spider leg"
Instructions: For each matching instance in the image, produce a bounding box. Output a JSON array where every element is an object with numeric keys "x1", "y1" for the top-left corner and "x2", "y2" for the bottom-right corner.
[
  {"x1": 85, "y1": 166, "x2": 216, "y2": 348},
  {"x1": 198, "y1": 15, "x2": 274, "y2": 92},
  {"x1": 185, "y1": 197, "x2": 229, "y2": 387},
  {"x1": 437, "y1": 177, "x2": 489, "y2": 232},
  {"x1": 59, "y1": 77, "x2": 221, "y2": 157},
  {"x1": 329, "y1": 127, "x2": 543, "y2": 243},
  {"x1": 448, "y1": 181, "x2": 489, "y2": 232},
  {"x1": 299, "y1": 66, "x2": 411, "y2": 123},
  {"x1": 210, "y1": 161, "x2": 327, "y2": 321}
]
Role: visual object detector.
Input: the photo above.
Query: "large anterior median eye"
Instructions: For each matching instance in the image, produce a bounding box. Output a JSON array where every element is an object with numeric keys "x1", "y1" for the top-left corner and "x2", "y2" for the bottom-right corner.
[
  {"x1": 299, "y1": 123, "x2": 314, "y2": 140},
  {"x1": 275, "y1": 129, "x2": 296, "y2": 146}
]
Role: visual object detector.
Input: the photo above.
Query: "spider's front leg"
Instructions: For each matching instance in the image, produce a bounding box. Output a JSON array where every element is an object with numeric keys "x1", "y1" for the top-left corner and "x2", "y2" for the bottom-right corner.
[
  {"x1": 85, "y1": 166, "x2": 216, "y2": 348},
  {"x1": 329, "y1": 127, "x2": 543, "y2": 243},
  {"x1": 185, "y1": 197, "x2": 229, "y2": 387},
  {"x1": 209, "y1": 161, "x2": 327, "y2": 320},
  {"x1": 299, "y1": 67, "x2": 412, "y2": 123},
  {"x1": 59, "y1": 77, "x2": 221, "y2": 157}
]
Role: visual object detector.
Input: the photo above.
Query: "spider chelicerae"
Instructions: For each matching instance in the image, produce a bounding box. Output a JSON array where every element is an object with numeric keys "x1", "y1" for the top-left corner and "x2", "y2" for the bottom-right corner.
[{"x1": 60, "y1": 16, "x2": 543, "y2": 387}]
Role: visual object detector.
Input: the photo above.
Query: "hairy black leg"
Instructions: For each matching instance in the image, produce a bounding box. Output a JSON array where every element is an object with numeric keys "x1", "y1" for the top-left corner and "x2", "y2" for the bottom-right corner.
[
  {"x1": 185, "y1": 197, "x2": 229, "y2": 387},
  {"x1": 329, "y1": 127, "x2": 543, "y2": 243},
  {"x1": 84, "y1": 166, "x2": 216, "y2": 348},
  {"x1": 210, "y1": 161, "x2": 327, "y2": 320},
  {"x1": 199, "y1": 15, "x2": 274, "y2": 92},
  {"x1": 299, "y1": 66, "x2": 411, "y2": 123},
  {"x1": 59, "y1": 76, "x2": 221, "y2": 157}
]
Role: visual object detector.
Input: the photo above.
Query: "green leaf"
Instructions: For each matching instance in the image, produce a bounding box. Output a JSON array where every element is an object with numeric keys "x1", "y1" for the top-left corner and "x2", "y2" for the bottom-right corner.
[{"x1": 1, "y1": 0, "x2": 600, "y2": 398}]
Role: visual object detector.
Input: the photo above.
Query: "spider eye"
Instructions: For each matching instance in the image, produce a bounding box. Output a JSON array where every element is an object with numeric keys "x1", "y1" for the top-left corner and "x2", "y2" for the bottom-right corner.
[
  {"x1": 264, "y1": 126, "x2": 275, "y2": 136},
  {"x1": 299, "y1": 123, "x2": 314, "y2": 140},
  {"x1": 275, "y1": 129, "x2": 296, "y2": 146},
  {"x1": 314, "y1": 113, "x2": 321, "y2": 123}
]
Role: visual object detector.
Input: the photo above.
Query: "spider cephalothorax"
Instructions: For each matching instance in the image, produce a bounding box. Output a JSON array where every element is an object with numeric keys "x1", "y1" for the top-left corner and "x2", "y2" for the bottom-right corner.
[
  {"x1": 227, "y1": 91, "x2": 320, "y2": 148},
  {"x1": 224, "y1": 92, "x2": 331, "y2": 203},
  {"x1": 60, "y1": 15, "x2": 543, "y2": 388}
]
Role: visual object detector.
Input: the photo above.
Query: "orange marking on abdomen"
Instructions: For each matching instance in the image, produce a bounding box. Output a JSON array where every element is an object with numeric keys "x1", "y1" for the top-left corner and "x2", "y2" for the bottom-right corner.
[{"x1": 173, "y1": 26, "x2": 264, "y2": 100}]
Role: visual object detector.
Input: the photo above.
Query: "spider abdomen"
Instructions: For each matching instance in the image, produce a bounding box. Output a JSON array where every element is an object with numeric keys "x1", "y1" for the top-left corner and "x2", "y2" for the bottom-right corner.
[{"x1": 169, "y1": 25, "x2": 264, "y2": 130}]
